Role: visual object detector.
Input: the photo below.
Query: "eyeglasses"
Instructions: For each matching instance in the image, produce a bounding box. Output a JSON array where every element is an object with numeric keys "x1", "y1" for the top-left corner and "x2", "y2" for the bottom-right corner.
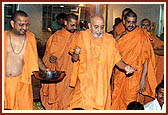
[{"x1": 15, "y1": 22, "x2": 30, "y2": 27}]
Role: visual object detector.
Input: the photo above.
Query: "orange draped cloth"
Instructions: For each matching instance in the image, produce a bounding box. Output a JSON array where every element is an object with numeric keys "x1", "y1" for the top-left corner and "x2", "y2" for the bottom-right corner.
[
  {"x1": 149, "y1": 33, "x2": 164, "y2": 84},
  {"x1": 115, "y1": 22, "x2": 125, "y2": 36},
  {"x1": 40, "y1": 29, "x2": 79, "y2": 110},
  {"x1": 69, "y1": 29, "x2": 121, "y2": 110},
  {"x1": 111, "y1": 27, "x2": 157, "y2": 110},
  {"x1": 4, "y1": 31, "x2": 39, "y2": 110}
]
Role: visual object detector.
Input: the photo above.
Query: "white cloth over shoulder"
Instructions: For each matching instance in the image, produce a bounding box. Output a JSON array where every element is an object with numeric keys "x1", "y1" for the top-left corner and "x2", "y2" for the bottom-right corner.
[{"x1": 144, "y1": 99, "x2": 165, "y2": 110}]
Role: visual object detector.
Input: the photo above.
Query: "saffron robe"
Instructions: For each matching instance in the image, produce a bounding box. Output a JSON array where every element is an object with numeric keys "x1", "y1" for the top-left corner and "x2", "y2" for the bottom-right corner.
[
  {"x1": 69, "y1": 29, "x2": 121, "y2": 110},
  {"x1": 4, "y1": 31, "x2": 39, "y2": 110},
  {"x1": 149, "y1": 33, "x2": 164, "y2": 84},
  {"x1": 115, "y1": 22, "x2": 125, "y2": 36},
  {"x1": 111, "y1": 27, "x2": 157, "y2": 110},
  {"x1": 40, "y1": 28, "x2": 79, "y2": 110}
]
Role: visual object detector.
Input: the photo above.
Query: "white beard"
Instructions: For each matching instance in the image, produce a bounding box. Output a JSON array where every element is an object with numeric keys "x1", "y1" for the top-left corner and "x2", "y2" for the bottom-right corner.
[{"x1": 92, "y1": 32, "x2": 103, "y2": 38}]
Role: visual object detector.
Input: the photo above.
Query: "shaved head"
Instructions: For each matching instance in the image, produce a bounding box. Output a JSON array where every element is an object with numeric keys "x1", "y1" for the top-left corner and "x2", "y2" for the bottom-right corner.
[
  {"x1": 141, "y1": 18, "x2": 151, "y2": 32},
  {"x1": 89, "y1": 15, "x2": 104, "y2": 24},
  {"x1": 88, "y1": 15, "x2": 105, "y2": 38}
]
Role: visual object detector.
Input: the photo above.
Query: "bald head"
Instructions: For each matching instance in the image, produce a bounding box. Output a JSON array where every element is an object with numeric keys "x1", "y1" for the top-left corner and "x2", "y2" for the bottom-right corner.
[
  {"x1": 141, "y1": 18, "x2": 151, "y2": 32},
  {"x1": 88, "y1": 15, "x2": 104, "y2": 38},
  {"x1": 89, "y1": 15, "x2": 104, "y2": 24}
]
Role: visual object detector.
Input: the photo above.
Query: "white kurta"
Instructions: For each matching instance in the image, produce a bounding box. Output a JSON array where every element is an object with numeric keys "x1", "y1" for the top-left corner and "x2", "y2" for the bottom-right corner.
[{"x1": 144, "y1": 99, "x2": 165, "y2": 110}]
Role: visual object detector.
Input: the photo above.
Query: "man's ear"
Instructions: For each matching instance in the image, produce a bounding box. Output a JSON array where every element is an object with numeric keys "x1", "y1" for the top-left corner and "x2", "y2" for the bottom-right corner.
[
  {"x1": 10, "y1": 20, "x2": 15, "y2": 28},
  {"x1": 88, "y1": 23, "x2": 91, "y2": 29},
  {"x1": 64, "y1": 20, "x2": 67, "y2": 26}
]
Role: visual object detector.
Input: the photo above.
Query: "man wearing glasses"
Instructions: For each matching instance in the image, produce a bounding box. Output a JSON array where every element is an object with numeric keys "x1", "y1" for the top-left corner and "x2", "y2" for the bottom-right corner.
[{"x1": 4, "y1": 10, "x2": 39, "y2": 110}]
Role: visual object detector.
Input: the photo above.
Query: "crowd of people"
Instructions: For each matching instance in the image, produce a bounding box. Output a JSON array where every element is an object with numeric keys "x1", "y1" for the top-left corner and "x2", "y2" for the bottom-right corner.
[{"x1": 4, "y1": 7, "x2": 164, "y2": 111}]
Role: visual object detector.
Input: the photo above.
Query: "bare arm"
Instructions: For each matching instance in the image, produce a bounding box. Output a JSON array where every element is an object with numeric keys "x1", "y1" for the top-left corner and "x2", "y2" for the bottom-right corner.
[
  {"x1": 116, "y1": 60, "x2": 135, "y2": 75},
  {"x1": 139, "y1": 60, "x2": 148, "y2": 92},
  {"x1": 38, "y1": 57, "x2": 48, "y2": 71}
]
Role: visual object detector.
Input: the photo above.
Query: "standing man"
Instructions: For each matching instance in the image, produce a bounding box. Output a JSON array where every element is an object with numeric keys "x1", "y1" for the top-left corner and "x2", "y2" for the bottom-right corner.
[
  {"x1": 111, "y1": 11, "x2": 157, "y2": 110},
  {"x1": 69, "y1": 15, "x2": 135, "y2": 110},
  {"x1": 4, "y1": 10, "x2": 39, "y2": 110},
  {"x1": 141, "y1": 18, "x2": 164, "y2": 84},
  {"x1": 113, "y1": 8, "x2": 133, "y2": 38},
  {"x1": 40, "y1": 13, "x2": 80, "y2": 110}
]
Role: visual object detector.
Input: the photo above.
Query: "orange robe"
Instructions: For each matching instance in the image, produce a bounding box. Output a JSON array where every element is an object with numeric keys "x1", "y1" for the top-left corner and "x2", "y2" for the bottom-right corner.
[
  {"x1": 69, "y1": 29, "x2": 121, "y2": 110},
  {"x1": 40, "y1": 28, "x2": 79, "y2": 110},
  {"x1": 150, "y1": 33, "x2": 164, "y2": 84},
  {"x1": 115, "y1": 22, "x2": 125, "y2": 36},
  {"x1": 111, "y1": 27, "x2": 157, "y2": 110},
  {"x1": 4, "y1": 31, "x2": 39, "y2": 110}
]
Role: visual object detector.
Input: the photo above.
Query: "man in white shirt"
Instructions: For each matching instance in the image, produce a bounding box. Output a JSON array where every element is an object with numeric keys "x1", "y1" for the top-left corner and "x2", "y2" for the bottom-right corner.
[{"x1": 144, "y1": 81, "x2": 165, "y2": 110}]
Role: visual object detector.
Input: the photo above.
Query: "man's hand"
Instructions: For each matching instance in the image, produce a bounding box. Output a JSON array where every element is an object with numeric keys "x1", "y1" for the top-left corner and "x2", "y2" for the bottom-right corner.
[
  {"x1": 72, "y1": 53, "x2": 79, "y2": 62},
  {"x1": 72, "y1": 46, "x2": 81, "y2": 62},
  {"x1": 44, "y1": 68, "x2": 50, "y2": 72},
  {"x1": 124, "y1": 65, "x2": 138, "y2": 75},
  {"x1": 116, "y1": 60, "x2": 138, "y2": 76},
  {"x1": 74, "y1": 46, "x2": 81, "y2": 54},
  {"x1": 49, "y1": 56, "x2": 57, "y2": 63}
]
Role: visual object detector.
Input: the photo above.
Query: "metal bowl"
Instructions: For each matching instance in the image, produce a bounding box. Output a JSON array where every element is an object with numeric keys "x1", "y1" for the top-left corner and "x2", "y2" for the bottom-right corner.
[{"x1": 32, "y1": 70, "x2": 66, "y2": 82}]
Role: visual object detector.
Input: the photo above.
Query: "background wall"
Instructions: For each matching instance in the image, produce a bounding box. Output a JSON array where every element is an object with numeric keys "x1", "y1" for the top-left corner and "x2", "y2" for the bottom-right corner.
[{"x1": 14, "y1": 3, "x2": 164, "y2": 41}]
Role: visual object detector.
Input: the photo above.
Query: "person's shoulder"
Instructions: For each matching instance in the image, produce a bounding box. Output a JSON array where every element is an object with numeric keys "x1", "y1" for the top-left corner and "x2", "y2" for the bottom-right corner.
[
  {"x1": 49, "y1": 29, "x2": 63, "y2": 38},
  {"x1": 26, "y1": 31, "x2": 36, "y2": 40},
  {"x1": 77, "y1": 29, "x2": 90, "y2": 38},
  {"x1": 144, "y1": 99, "x2": 157, "y2": 110},
  {"x1": 27, "y1": 31, "x2": 35, "y2": 36},
  {"x1": 4, "y1": 30, "x2": 9, "y2": 36},
  {"x1": 133, "y1": 27, "x2": 144, "y2": 33},
  {"x1": 136, "y1": 27, "x2": 153, "y2": 37},
  {"x1": 80, "y1": 29, "x2": 89, "y2": 33},
  {"x1": 151, "y1": 33, "x2": 163, "y2": 42},
  {"x1": 116, "y1": 22, "x2": 123, "y2": 28},
  {"x1": 56, "y1": 28, "x2": 63, "y2": 33},
  {"x1": 52, "y1": 29, "x2": 63, "y2": 35},
  {"x1": 134, "y1": 27, "x2": 152, "y2": 40},
  {"x1": 144, "y1": 102, "x2": 153, "y2": 109},
  {"x1": 27, "y1": 31, "x2": 42, "y2": 45},
  {"x1": 103, "y1": 33, "x2": 117, "y2": 48},
  {"x1": 144, "y1": 100, "x2": 155, "y2": 106},
  {"x1": 4, "y1": 30, "x2": 9, "y2": 33},
  {"x1": 104, "y1": 32, "x2": 116, "y2": 41}
]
